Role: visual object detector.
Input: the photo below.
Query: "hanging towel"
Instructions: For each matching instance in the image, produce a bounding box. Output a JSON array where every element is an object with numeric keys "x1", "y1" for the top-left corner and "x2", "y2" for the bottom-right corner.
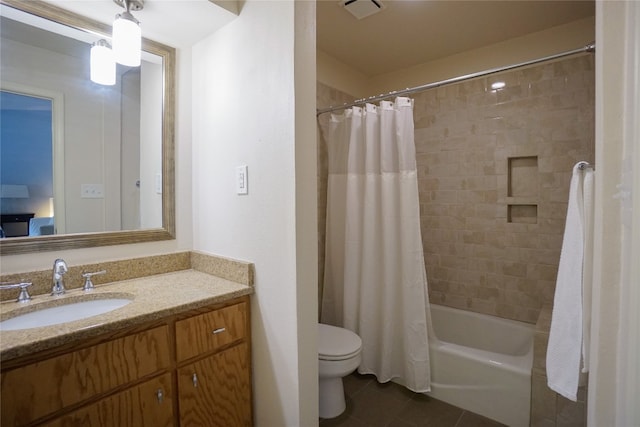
[
  {"x1": 546, "y1": 162, "x2": 595, "y2": 401},
  {"x1": 581, "y1": 169, "x2": 594, "y2": 373}
]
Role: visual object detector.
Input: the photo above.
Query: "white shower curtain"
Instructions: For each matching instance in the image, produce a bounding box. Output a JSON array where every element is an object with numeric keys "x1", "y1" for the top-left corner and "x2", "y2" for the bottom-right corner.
[{"x1": 321, "y1": 97, "x2": 431, "y2": 392}]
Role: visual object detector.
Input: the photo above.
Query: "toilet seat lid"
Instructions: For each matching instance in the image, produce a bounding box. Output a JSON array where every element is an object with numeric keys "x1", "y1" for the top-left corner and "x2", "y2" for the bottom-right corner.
[{"x1": 318, "y1": 323, "x2": 362, "y2": 360}]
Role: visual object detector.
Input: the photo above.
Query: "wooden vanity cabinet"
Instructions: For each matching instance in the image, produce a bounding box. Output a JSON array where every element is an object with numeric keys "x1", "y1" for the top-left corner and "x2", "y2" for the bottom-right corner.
[
  {"x1": 41, "y1": 373, "x2": 174, "y2": 427},
  {"x1": 0, "y1": 296, "x2": 252, "y2": 427},
  {"x1": 175, "y1": 302, "x2": 251, "y2": 427},
  {"x1": 1, "y1": 325, "x2": 171, "y2": 426}
]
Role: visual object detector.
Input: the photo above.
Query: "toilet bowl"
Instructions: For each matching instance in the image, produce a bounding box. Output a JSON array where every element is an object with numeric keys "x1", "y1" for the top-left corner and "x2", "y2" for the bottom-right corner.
[{"x1": 318, "y1": 323, "x2": 362, "y2": 419}]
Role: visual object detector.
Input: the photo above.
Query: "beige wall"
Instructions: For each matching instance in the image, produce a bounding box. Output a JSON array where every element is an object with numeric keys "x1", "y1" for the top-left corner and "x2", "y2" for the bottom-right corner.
[
  {"x1": 368, "y1": 17, "x2": 595, "y2": 95},
  {"x1": 317, "y1": 49, "x2": 368, "y2": 98},
  {"x1": 191, "y1": 1, "x2": 317, "y2": 425},
  {"x1": 317, "y1": 17, "x2": 595, "y2": 106},
  {"x1": 588, "y1": 1, "x2": 633, "y2": 424},
  {"x1": 294, "y1": 1, "x2": 318, "y2": 422}
]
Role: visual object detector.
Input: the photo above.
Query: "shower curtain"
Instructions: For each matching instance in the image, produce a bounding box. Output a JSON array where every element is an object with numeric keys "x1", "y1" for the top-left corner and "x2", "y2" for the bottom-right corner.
[{"x1": 321, "y1": 97, "x2": 431, "y2": 392}]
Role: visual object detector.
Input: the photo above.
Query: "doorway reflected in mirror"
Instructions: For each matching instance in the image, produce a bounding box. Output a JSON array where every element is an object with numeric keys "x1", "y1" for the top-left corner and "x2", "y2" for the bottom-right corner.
[{"x1": 0, "y1": 91, "x2": 54, "y2": 237}]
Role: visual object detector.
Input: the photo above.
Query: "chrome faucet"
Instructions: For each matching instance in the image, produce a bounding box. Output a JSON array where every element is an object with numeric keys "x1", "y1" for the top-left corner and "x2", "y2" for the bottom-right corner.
[{"x1": 52, "y1": 258, "x2": 68, "y2": 296}]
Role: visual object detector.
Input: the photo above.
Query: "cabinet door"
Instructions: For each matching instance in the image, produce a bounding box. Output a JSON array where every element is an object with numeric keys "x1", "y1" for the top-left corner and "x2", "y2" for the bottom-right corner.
[
  {"x1": 178, "y1": 342, "x2": 251, "y2": 427},
  {"x1": 42, "y1": 373, "x2": 174, "y2": 427},
  {"x1": 1, "y1": 325, "x2": 170, "y2": 426}
]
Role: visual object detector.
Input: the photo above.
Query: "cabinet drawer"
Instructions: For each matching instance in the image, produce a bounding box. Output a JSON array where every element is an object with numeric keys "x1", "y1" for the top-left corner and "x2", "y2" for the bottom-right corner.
[
  {"x1": 175, "y1": 302, "x2": 247, "y2": 362},
  {"x1": 42, "y1": 373, "x2": 174, "y2": 427},
  {"x1": 1, "y1": 325, "x2": 170, "y2": 426}
]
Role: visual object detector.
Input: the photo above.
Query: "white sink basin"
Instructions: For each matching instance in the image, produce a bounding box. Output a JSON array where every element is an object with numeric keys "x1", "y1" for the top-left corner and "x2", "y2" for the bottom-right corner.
[{"x1": 0, "y1": 297, "x2": 132, "y2": 331}]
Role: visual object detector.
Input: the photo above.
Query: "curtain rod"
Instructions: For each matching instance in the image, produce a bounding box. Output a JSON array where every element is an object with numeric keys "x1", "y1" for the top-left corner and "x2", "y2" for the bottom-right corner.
[{"x1": 316, "y1": 42, "x2": 596, "y2": 116}]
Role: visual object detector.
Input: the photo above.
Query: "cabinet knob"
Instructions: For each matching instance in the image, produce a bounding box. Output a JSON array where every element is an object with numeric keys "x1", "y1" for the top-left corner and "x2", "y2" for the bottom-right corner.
[
  {"x1": 156, "y1": 388, "x2": 164, "y2": 403},
  {"x1": 192, "y1": 373, "x2": 199, "y2": 388},
  {"x1": 212, "y1": 327, "x2": 226, "y2": 335}
]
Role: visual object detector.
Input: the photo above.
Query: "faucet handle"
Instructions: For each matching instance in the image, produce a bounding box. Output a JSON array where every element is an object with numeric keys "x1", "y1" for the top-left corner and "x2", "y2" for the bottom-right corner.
[
  {"x1": 0, "y1": 282, "x2": 33, "y2": 303},
  {"x1": 82, "y1": 270, "x2": 106, "y2": 291}
]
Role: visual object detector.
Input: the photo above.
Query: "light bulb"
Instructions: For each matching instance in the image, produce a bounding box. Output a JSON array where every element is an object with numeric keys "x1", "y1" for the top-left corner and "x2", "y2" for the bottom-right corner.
[
  {"x1": 113, "y1": 11, "x2": 141, "y2": 67},
  {"x1": 90, "y1": 40, "x2": 116, "y2": 85}
]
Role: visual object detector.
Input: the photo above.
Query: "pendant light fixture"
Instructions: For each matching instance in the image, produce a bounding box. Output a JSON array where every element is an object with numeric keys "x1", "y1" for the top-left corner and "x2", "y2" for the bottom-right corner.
[
  {"x1": 90, "y1": 39, "x2": 116, "y2": 85},
  {"x1": 112, "y1": 0, "x2": 144, "y2": 67}
]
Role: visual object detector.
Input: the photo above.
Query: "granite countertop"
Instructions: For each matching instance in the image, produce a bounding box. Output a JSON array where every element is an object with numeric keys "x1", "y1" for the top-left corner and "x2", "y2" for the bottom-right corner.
[{"x1": 0, "y1": 269, "x2": 254, "y2": 362}]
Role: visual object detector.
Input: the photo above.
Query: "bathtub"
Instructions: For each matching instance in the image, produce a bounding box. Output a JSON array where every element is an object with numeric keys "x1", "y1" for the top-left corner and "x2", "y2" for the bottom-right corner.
[{"x1": 427, "y1": 304, "x2": 535, "y2": 427}]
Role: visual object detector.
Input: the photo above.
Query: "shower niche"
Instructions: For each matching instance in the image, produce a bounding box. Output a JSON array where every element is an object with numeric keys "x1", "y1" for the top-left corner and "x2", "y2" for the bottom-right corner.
[{"x1": 507, "y1": 156, "x2": 538, "y2": 224}]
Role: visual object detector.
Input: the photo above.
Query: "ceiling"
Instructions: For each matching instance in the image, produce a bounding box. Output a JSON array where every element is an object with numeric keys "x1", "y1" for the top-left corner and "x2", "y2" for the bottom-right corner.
[
  {"x1": 317, "y1": 0, "x2": 595, "y2": 77},
  {"x1": 44, "y1": 0, "x2": 238, "y2": 48}
]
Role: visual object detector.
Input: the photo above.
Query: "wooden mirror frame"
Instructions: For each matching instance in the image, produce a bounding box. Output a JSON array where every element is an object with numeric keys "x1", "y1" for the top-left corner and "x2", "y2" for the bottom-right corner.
[{"x1": 0, "y1": 0, "x2": 175, "y2": 255}]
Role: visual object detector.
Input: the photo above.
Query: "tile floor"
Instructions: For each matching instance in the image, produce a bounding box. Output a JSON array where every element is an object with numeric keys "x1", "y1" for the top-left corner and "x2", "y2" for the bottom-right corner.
[{"x1": 319, "y1": 373, "x2": 507, "y2": 427}]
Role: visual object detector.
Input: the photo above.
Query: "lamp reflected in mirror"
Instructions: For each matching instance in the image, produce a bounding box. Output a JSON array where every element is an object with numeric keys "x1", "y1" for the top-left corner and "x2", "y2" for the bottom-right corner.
[{"x1": 90, "y1": 39, "x2": 116, "y2": 85}]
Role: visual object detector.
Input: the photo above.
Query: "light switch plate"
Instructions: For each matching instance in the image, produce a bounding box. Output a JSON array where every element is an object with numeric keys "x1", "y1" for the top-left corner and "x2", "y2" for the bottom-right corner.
[
  {"x1": 236, "y1": 165, "x2": 248, "y2": 195},
  {"x1": 81, "y1": 184, "x2": 104, "y2": 198}
]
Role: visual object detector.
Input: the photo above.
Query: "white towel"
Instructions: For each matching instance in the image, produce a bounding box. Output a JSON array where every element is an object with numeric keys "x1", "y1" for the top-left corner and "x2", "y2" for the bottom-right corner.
[
  {"x1": 581, "y1": 170, "x2": 594, "y2": 373},
  {"x1": 546, "y1": 162, "x2": 594, "y2": 401}
]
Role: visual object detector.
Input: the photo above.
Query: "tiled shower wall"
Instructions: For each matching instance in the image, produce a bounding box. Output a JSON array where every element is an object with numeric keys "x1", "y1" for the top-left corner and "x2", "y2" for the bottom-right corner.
[
  {"x1": 317, "y1": 83, "x2": 355, "y2": 309},
  {"x1": 414, "y1": 55, "x2": 594, "y2": 323},
  {"x1": 317, "y1": 54, "x2": 595, "y2": 324}
]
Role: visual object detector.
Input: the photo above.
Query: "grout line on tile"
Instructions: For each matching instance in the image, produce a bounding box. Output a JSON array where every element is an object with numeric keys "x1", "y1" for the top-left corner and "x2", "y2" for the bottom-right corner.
[
  {"x1": 350, "y1": 376, "x2": 373, "y2": 399},
  {"x1": 453, "y1": 410, "x2": 467, "y2": 427}
]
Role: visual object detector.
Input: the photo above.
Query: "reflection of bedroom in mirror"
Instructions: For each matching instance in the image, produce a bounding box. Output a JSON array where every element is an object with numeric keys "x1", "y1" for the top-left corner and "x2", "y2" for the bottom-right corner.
[
  {"x1": 0, "y1": 90, "x2": 55, "y2": 238},
  {"x1": 0, "y1": 3, "x2": 164, "y2": 241}
]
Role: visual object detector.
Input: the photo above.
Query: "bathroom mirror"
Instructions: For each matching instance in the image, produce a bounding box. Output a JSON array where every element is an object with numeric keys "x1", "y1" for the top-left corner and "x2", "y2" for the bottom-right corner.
[{"x1": 0, "y1": 0, "x2": 175, "y2": 255}]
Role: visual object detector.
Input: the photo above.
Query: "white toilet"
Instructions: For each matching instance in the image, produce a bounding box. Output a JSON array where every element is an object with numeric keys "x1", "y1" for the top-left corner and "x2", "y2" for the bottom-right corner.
[{"x1": 318, "y1": 323, "x2": 362, "y2": 419}]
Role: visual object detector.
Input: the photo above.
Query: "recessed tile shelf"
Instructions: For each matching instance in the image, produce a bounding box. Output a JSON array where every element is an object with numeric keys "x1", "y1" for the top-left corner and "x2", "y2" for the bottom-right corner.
[
  {"x1": 508, "y1": 204, "x2": 538, "y2": 224},
  {"x1": 507, "y1": 156, "x2": 539, "y2": 223},
  {"x1": 508, "y1": 156, "x2": 538, "y2": 197}
]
